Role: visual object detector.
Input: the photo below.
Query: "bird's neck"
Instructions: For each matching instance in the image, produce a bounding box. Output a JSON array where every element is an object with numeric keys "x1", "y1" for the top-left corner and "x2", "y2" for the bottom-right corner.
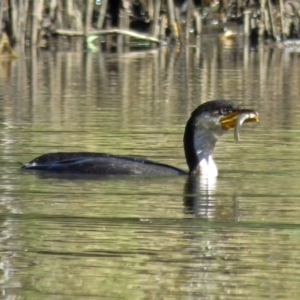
[{"x1": 184, "y1": 119, "x2": 224, "y2": 176}]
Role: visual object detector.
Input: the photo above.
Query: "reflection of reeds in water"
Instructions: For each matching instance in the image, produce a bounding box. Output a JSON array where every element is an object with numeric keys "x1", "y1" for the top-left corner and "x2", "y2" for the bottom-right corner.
[{"x1": 1, "y1": 44, "x2": 300, "y2": 131}]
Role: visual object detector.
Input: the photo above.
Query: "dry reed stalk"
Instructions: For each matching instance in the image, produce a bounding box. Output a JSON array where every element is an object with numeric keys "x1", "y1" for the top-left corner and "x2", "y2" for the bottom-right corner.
[
  {"x1": 151, "y1": 0, "x2": 161, "y2": 38},
  {"x1": 85, "y1": 0, "x2": 93, "y2": 35},
  {"x1": 66, "y1": 0, "x2": 74, "y2": 27},
  {"x1": 73, "y1": 2, "x2": 83, "y2": 31},
  {"x1": 267, "y1": 0, "x2": 277, "y2": 39},
  {"x1": 23, "y1": 0, "x2": 29, "y2": 18},
  {"x1": 49, "y1": 0, "x2": 57, "y2": 19},
  {"x1": 278, "y1": 0, "x2": 286, "y2": 40},
  {"x1": 118, "y1": 9, "x2": 125, "y2": 48},
  {"x1": 243, "y1": 10, "x2": 251, "y2": 37},
  {"x1": 56, "y1": 1, "x2": 63, "y2": 29},
  {"x1": 148, "y1": 0, "x2": 154, "y2": 20},
  {"x1": 123, "y1": 10, "x2": 130, "y2": 45},
  {"x1": 10, "y1": 0, "x2": 19, "y2": 41},
  {"x1": 17, "y1": 0, "x2": 26, "y2": 46},
  {"x1": 118, "y1": 6, "x2": 130, "y2": 47},
  {"x1": 185, "y1": 0, "x2": 195, "y2": 42},
  {"x1": 159, "y1": 14, "x2": 167, "y2": 40},
  {"x1": 263, "y1": 9, "x2": 270, "y2": 34},
  {"x1": 258, "y1": 0, "x2": 266, "y2": 36},
  {"x1": 32, "y1": 0, "x2": 44, "y2": 45},
  {"x1": 194, "y1": 10, "x2": 202, "y2": 36},
  {"x1": 0, "y1": 0, "x2": 4, "y2": 35},
  {"x1": 174, "y1": 6, "x2": 183, "y2": 43},
  {"x1": 167, "y1": 0, "x2": 179, "y2": 39},
  {"x1": 97, "y1": 0, "x2": 108, "y2": 29},
  {"x1": 236, "y1": 0, "x2": 243, "y2": 18}
]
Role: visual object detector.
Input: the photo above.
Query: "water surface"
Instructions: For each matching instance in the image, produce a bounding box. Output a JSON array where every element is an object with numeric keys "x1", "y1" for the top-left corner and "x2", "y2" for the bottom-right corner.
[{"x1": 0, "y1": 40, "x2": 300, "y2": 298}]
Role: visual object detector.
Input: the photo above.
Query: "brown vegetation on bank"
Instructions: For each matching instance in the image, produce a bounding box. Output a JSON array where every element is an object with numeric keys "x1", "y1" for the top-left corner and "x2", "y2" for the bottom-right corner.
[{"x1": 0, "y1": 0, "x2": 300, "y2": 50}]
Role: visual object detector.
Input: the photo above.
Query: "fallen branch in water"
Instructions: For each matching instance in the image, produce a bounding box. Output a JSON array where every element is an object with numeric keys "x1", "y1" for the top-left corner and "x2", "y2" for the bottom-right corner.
[{"x1": 55, "y1": 29, "x2": 162, "y2": 44}]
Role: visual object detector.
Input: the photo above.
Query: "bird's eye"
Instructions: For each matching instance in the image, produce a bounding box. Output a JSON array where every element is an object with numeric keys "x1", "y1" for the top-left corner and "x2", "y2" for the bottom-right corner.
[{"x1": 219, "y1": 107, "x2": 231, "y2": 115}]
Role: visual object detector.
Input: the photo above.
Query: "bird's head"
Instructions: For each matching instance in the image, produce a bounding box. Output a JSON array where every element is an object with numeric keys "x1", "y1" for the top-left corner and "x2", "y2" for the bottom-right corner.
[
  {"x1": 184, "y1": 100, "x2": 259, "y2": 176},
  {"x1": 190, "y1": 100, "x2": 259, "y2": 131}
]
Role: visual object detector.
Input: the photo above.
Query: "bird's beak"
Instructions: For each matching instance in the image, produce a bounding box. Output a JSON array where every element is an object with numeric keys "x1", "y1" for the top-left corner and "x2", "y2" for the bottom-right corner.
[{"x1": 220, "y1": 109, "x2": 259, "y2": 129}]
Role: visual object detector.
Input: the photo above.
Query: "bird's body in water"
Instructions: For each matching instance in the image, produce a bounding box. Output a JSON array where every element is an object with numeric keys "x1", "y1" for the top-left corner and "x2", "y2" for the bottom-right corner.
[
  {"x1": 25, "y1": 152, "x2": 186, "y2": 175},
  {"x1": 22, "y1": 100, "x2": 259, "y2": 177}
]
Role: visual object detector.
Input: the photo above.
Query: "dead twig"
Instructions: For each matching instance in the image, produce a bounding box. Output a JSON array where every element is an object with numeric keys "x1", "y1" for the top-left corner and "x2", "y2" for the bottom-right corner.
[{"x1": 55, "y1": 28, "x2": 162, "y2": 44}]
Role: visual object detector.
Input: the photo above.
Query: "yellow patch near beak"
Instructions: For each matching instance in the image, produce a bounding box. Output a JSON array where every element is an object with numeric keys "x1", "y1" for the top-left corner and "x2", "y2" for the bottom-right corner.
[{"x1": 220, "y1": 110, "x2": 259, "y2": 130}]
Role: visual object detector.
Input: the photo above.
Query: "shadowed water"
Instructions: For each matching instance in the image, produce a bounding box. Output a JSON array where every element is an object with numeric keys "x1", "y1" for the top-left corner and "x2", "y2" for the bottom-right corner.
[{"x1": 0, "y1": 39, "x2": 300, "y2": 298}]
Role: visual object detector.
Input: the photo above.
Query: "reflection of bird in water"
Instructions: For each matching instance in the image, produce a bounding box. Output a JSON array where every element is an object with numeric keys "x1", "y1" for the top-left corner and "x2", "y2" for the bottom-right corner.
[
  {"x1": 183, "y1": 175, "x2": 218, "y2": 218},
  {"x1": 183, "y1": 176, "x2": 241, "y2": 220},
  {"x1": 22, "y1": 100, "x2": 259, "y2": 176}
]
